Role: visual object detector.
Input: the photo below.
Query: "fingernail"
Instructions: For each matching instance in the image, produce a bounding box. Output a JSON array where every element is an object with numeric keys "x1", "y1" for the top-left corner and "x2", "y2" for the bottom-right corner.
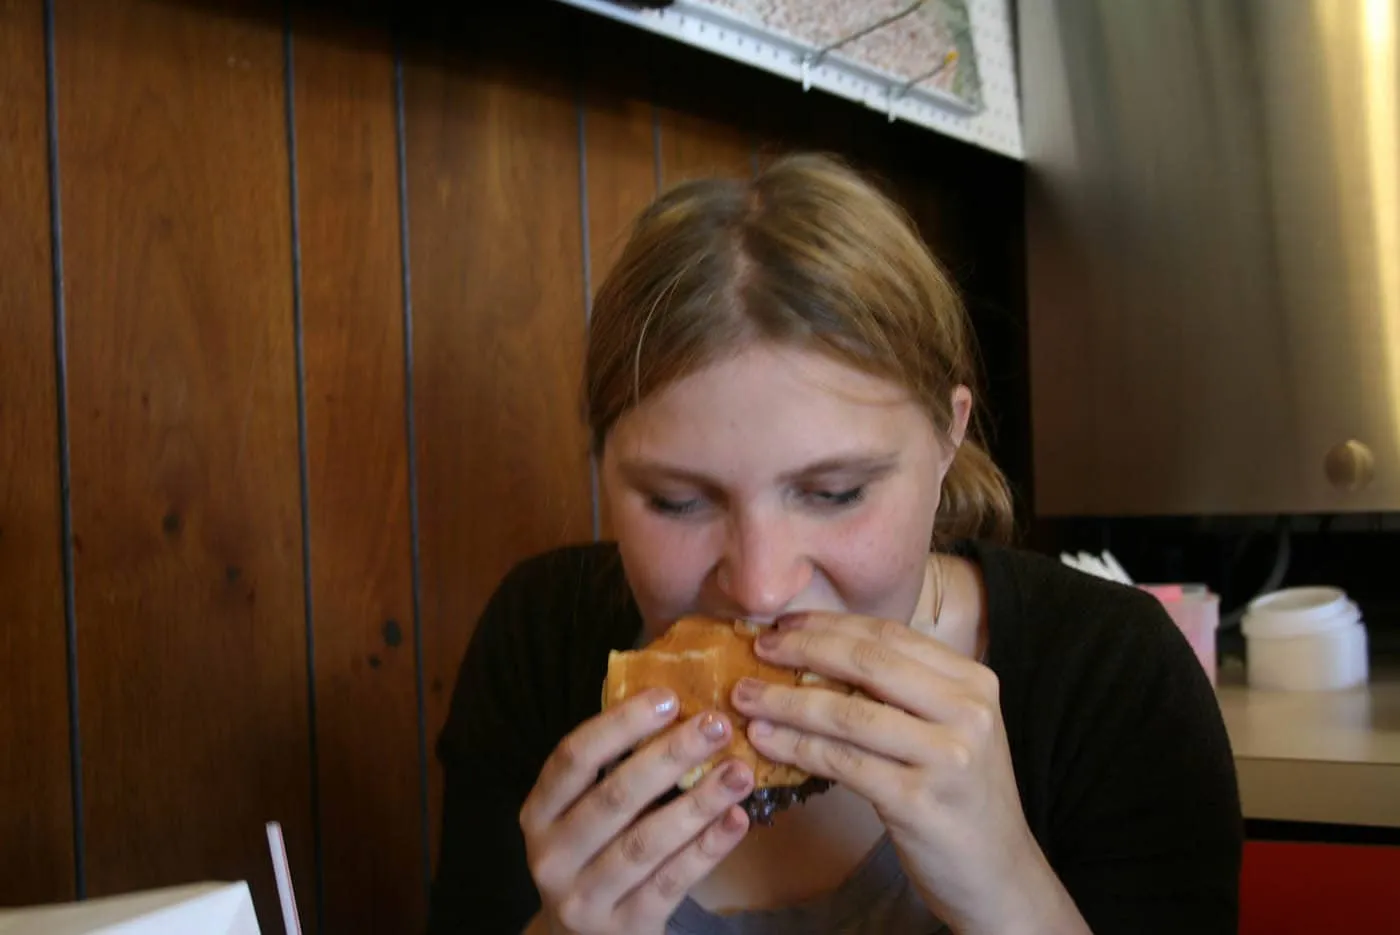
[
  {"x1": 776, "y1": 613, "x2": 808, "y2": 630},
  {"x1": 734, "y1": 678, "x2": 762, "y2": 704},
  {"x1": 721, "y1": 762, "x2": 751, "y2": 792},
  {"x1": 721, "y1": 806, "x2": 747, "y2": 832},
  {"x1": 699, "y1": 712, "x2": 728, "y2": 741},
  {"x1": 749, "y1": 719, "x2": 774, "y2": 738},
  {"x1": 649, "y1": 689, "x2": 678, "y2": 716},
  {"x1": 756, "y1": 629, "x2": 782, "y2": 651}
]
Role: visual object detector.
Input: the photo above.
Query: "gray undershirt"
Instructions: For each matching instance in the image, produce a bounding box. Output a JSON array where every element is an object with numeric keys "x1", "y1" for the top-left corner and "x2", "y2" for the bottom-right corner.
[{"x1": 666, "y1": 835, "x2": 949, "y2": 935}]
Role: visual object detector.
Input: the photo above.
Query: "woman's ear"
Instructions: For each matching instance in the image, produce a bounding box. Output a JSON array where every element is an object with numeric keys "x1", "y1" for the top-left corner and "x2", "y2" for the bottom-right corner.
[
  {"x1": 948, "y1": 385, "x2": 973, "y2": 449},
  {"x1": 936, "y1": 386, "x2": 974, "y2": 476}
]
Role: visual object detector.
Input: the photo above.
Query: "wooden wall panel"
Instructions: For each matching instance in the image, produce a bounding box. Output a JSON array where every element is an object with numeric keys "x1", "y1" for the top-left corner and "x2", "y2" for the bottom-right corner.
[
  {"x1": 657, "y1": 109, "x2": 755, "y2": 185},
  {"x1": 55, "y1": 0, "x2": 314, "y2": 927},
  {"x1": 581, "y1": 37, "x2": 658, "y2": 543},
  {"x1": 581, "y1": 34, "x2": 658, "y2": 296},
  {"x1": 583, "y1": 103, "x2": 655, "y2": 318},
  {"x1": 292, "y1": 17, "x2": 426, "y2": 934},
  {"x1": 631, "y1": 11, "x2": 757, "y2": 187},
  {"x1": 403, "y1": 10, "x2": 594, "y2": 863},
  {"x1": 0, "y1": 0, "x2": 75, "y2": 907}
]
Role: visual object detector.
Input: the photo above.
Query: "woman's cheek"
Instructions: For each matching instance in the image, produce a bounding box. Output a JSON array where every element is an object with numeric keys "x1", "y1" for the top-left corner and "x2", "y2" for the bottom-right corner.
[
  {"x1": 616, "y1": 512, "x2": 719, "y2": 627},
  {"x1": 813, "y1": 496, "x2": 933, "y2": 615}
]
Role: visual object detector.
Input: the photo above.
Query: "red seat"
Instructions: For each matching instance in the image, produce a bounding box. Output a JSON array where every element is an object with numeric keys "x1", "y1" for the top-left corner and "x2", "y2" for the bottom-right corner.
[{"x1": 1240, "y1": 840, "x2": 1400, "y2": 934}]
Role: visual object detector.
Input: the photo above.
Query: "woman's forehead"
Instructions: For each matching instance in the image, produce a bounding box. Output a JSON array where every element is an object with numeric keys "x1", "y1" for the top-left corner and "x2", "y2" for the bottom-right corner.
[{"x1": 607, "y1": 345, "x2": 933, "y2": 472}]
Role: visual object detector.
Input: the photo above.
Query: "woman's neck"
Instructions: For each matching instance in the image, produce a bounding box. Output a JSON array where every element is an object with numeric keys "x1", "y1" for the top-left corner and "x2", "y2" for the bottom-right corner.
[{"x1": 911, "y1": 552, "x2": 987, "y2": 661}]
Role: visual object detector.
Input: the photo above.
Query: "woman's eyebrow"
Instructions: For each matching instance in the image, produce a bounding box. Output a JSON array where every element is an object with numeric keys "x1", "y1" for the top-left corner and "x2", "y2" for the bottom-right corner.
[
  {"x1": 782, "y1": 453, "x2": 900, "y2": 482},
  {"x1": 616, "y1": 452, "x2": 900, "y2": 487}
]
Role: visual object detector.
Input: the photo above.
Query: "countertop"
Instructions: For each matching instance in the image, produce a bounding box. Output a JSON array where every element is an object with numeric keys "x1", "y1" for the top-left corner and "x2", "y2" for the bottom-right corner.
[{"x1": 1215, "y1": 664, "x2": 1400, "y2": 829}]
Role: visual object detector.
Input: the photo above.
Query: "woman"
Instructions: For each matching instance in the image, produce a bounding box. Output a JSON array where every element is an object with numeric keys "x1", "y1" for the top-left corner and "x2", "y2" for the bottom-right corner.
[{"x1": 427, "y1": 154, "x2": 1242, "y2": 935}]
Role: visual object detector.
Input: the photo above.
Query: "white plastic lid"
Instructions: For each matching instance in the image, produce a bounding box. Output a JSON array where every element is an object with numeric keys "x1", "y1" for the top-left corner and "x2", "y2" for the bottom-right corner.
[{"x1": 1242, "y1": 586, "x2": 1360, "y2": 639}]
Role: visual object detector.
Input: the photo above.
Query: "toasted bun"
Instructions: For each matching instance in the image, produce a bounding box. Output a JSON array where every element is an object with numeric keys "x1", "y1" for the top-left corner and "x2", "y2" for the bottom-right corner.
[{"x1": 602, "y1": 615, "x2": 852, "y2": 791}]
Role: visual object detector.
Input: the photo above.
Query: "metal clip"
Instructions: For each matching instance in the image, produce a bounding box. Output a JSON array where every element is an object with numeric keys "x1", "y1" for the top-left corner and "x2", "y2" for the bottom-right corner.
[
  {"x1": 798, "y1": 0, "x2": 927, "y2": 92},
  {"x1": 886, "y1": 48, "x2": 958, "y2": 122}
]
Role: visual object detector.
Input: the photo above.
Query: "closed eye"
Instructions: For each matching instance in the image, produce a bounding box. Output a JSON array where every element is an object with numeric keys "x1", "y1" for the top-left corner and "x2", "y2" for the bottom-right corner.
[
  {"x1": 648, "y1": 494, "x2": 706, "y2": 517},
  {"x1": 645, "y1": 485, "x2": 870, "y2": 517},
  {"x1": 803, "y1": 486, "x2": 866, "y2": 509}
]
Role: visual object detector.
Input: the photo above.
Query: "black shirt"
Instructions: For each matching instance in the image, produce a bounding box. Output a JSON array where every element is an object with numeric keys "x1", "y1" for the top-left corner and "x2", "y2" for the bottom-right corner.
[{"x1": 426, "y1": 539, "x2": 1243, "y2": 934}]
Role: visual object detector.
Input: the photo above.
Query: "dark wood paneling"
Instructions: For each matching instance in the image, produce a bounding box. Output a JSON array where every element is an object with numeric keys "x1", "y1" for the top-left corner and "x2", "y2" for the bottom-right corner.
[
  {"x1": 403, "y1": 10, "x2": 594, "y2": 864},
  {"x1": 0, "y1": 0, "x2": 75, "y2": 907},
  {"x1": 582, "y1": 41, "x2": 657, "y2": 543},
  {"x1": 580, "y1": 19, "x2": 658, "y2": 293},
  {"x1": 657, "y1": 109, "x2": 754, "y2": 185},
  {"x1": 583, "y1": 102, "x2": 655, "y2": 320},
  {"x1": 292, "y1": 16, "x2": 426, "y2": 933},
  {"x1": 55, "y1": 0, "x2": 314, "y2": 926}
]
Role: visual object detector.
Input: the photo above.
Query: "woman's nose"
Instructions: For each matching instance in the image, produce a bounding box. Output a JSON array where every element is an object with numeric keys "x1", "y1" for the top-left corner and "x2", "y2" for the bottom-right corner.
[{"x1": 716, "y1": 515, "x2": 813, "y2": 618}]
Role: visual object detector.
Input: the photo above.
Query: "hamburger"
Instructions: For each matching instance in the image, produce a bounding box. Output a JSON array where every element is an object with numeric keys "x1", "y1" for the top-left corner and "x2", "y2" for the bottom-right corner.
[{"x1": 602, "y1": 615, "x2": 851, "y2": 825}]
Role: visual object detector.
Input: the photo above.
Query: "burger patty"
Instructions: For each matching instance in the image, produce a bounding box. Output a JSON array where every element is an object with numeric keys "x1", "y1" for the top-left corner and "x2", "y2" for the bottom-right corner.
[
  {"x1": 604, "y1": 762, "x2": 835, "y2": 827},
  {"x1": 742, "y1": 777, "x2": 835, "y2": 826}
]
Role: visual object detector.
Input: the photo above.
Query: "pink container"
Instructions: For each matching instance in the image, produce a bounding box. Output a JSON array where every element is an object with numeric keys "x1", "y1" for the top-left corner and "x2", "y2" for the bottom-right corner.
[{"x1": 1142, "y1": 588, "x2": 1219, "y2": 686}]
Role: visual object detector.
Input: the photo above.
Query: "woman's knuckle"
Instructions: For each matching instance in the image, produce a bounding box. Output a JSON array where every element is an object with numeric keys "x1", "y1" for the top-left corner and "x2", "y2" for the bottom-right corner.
[
  {"x1": 961, "y1": 699, "x2": 996, "y2": 736},
  {"x1": 650, "y1": 866, "x2": 686, "y2": 900},
  {"x1": 556, "y1": 894, "x2": 590, "y2": 932},
  {"x1": 685, "y1": 785, "x2": 716, "y2": 823},
  {"x1": 695, "y1": 821, "x2": 729, "y2": 859},
  {"x1": 877, "y1": 619, "x2": 906, "y2": 647},
  {"x1": 851, "y1": 639, "x2": 888, "y2": 677},
  {"x1": 826, "y1": 740, "x2": 863, "y2": 775},
  {"x1": 946, "y1": 739, "x2": 974, "y2": 771},
  {"x1": 662, "y1": 728, "x2": 695, "y2": 768},
  {"x1": 776, "y1": 686, "x2": 805, "y2": 717},
  {"x1": 833, "y1": 697, "x2": 875, "y2": 733},
  {"x1": 597, "y1": 775, "x2": 631, "y2": 814},
  {"x1": 788, "y1": 630, "x2": 819, "y2": 658},
  {"x1": 529, "y1": 851, "x2": 565, "y2": 895},
  {"x1": 973, "y1": 667, "x2": 1001, "y2": 699},
  {"x1": 554, "y1": 734, "x2": 584, "y2": 775},
  {"x1": 619, "y1": 825, "x2": 651, "y2": 865}
]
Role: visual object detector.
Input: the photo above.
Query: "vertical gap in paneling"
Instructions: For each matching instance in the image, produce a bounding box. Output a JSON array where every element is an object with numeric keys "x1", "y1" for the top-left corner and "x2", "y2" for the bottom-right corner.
[
  {"x1": 43, "y1": 0, "x2": 84, "y2": 899},
  {"x1": 651, "y1": 104, "x2": 662, "y2": 193},
  {"x1": 393, "y1": 44, "x2": 434, "y2": 908},
  {"x1": 281, "y1": 10, "x2": 324, "y2": 932},
  {"x1": 577, "y1": 96, "x2": 600, "y2": 542}
]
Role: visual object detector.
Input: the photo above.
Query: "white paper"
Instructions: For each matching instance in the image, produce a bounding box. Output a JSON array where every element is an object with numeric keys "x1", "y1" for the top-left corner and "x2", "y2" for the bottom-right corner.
[{"x1": 0, "y1": 881, "x2": 259, "y2": 935}]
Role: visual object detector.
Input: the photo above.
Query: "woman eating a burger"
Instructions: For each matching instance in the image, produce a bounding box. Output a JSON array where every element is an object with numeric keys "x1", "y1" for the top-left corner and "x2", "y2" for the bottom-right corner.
[{"x1": 425, "y1": 154, "x2": 1242, "y2": 935}]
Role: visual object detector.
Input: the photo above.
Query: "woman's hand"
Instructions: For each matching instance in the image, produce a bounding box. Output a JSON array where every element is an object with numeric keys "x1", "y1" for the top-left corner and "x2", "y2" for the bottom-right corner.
[
  {"x1": 519, "y1": 688, "x2": 755, "y2": 935},
  {"x1": 732, "y1": 613, "x2": 1090, "y2": 935}
]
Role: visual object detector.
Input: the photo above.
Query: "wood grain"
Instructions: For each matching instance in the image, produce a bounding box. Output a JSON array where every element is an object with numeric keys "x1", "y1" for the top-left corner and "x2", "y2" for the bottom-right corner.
[
  {"x1": 657, "y1": 108, "x2": 755, "y2": 186},
  {"x1": 579, "y1": 20, "x2": 659, "y2": 296},
  {"x1": 581, "y1": 39, "x2": 657, "y2": 543},
  {"x1": 633, "y1": 11, "x2": 758, "y2": 187},
  {"x1": 0, "y1": 0, "x2": 75, "y2": 907},
  {"x1": 402, "y1": 9, "x2": 594, "y2": 865},
  {"x1": 54, "y1": 0, "x2": 314, "y2": 927},
  {"x1": 292, "y1": 15, "x2": 426, "y2": 933},
  {"x1": 583, "y1": 101, "x2": 656, "y2": 319}
]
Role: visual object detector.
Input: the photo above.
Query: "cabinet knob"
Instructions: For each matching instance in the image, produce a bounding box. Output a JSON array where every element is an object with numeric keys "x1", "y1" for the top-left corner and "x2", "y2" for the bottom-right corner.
[{"x1": 1323, "y1": 440, "x2": 1375, "y2": 492}]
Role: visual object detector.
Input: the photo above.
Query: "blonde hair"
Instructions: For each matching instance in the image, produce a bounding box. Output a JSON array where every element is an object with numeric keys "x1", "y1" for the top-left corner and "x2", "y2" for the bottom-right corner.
[{"x1": 585, "y1": 153, "x2": 1014, "y2": 543}]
